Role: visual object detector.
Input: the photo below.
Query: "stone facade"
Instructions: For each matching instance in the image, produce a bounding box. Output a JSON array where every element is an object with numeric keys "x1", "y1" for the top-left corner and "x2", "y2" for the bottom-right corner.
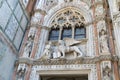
[{"x1": 1, "y1": 0, "x2": 120, "y2": 80}]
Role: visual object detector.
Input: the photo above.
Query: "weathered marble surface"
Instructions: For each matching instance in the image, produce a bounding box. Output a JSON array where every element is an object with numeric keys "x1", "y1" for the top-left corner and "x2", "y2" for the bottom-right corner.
[{"x1": 0, "y1": 38, "x2": 16, "y2": 80}]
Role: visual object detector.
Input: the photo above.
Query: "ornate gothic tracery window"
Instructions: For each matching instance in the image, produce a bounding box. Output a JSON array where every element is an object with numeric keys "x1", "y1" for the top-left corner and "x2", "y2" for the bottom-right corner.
[{"x1": 49, "y1": 9, "x2": 86, "y2": 41}]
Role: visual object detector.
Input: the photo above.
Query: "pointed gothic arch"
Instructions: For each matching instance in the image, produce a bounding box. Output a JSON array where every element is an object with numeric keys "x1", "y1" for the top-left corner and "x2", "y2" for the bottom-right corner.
[{"x1": 37, "y1": 1, "x2": 94, "y2": 57}]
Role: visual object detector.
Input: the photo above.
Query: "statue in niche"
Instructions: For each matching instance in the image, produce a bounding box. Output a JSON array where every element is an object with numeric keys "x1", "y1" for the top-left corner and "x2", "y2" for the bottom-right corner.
[
  {"x1": 24, "y1": 39, "x2": 33, "y2": 57},
  {"x1": 103, "y1": 66, "x2": 111, "y2": 80},
  {"x1": 99, "y1": 29, "x2": 109, "y2": 53},
  {"x1": 41, "y1": 42, "x2": 53, "y2": 59},
  {"x1": 17, "y1": 65, "x2": 26, "y2": 80},
  {"x1": 23, "y1": 28, "x2": 36, "y2": 58},
  {"x1": 56, "y1": 38, "x2": 83, "y2": 58}
]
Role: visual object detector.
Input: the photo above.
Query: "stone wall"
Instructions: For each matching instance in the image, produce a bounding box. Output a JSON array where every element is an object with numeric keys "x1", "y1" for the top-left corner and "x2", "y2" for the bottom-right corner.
[
  {"x1": 0, "y1": 0, "x2": 29, "y2": 50},
  {"x1": 0, "y1": 36, "x2": 16, "y2": 80}
]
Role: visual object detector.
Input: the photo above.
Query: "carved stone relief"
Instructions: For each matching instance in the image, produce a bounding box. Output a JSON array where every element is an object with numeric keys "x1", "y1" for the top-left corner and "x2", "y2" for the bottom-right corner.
[
  {"x1": 45, "y1": 0, "x2": 58, "y2": 11},
  {"x1": 99, "y1": 29, "x2": 109, "y2": 54},
  {"x1": 34, "y1": 64, "x2": 97, "y2": 80},
  {"x1": 50, "y1": 9, "x2": 85, "y2": 28},
  {"x1": 17, "y1": 64, "x2": 27, "y2": 80},
  {"x1": 31, "y1": 12, "x2": 42, "y2": 25},
  {"x1": 101, "y1": 61, "x2": 112, "y2": 80},
  {"x1": 95, "y1": 5, "x2": 104, "y2": 17},
  {"x1": 41, "y1": 38, "x2": 84, "y2": 59},
  {"x1": 23, "y1": 27, "x2": 36, "y2": 58},
  {"x1": 97, "y1": 21, "x2": 110, "y2": 54},
  {"x1": 30, "y1": 66, "x2": 39, "y2": 80}
]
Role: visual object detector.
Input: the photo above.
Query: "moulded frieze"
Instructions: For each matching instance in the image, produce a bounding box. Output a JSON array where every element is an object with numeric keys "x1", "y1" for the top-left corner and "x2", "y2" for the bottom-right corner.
[{"x1": 17, "y1": 54, "x2": 119, "y2": 66}]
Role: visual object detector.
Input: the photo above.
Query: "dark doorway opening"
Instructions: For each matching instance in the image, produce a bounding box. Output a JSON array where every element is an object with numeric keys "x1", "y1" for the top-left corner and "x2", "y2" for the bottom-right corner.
[{"x1": 40, "y1": 74, "x2": 88, "y2": 80}]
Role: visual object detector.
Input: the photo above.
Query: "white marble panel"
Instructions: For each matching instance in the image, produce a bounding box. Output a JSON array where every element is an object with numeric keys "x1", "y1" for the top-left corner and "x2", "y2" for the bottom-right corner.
[
  {"x1": 0, "y1": 38, "x2": 16, "y2": 80},
  {"x1": 20, "y1": 15, "x2": 28, "y2": 31},
  {"x1": 14, "y1": 3, "x2": 23, "y2": 22},
  {"x1": 0, "y1": 1, "x2": 12, "y2": 30},
  {"x1": 5, "y1": 15, "x2": 19, "y2": 40},
  {"x1": 14, "y1": 27, "x2": 23, "y2": 49},
  {"x1": 7, "y1": 0, "x2": 18, "y2": 10}
]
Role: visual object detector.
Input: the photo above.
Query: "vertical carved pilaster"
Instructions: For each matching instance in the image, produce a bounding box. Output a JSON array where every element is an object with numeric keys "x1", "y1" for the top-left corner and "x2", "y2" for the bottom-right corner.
[
  {"x1": 104, "y1": 0, "x2": 120, "y2": 80},
  {"x1": 101, "y1": 61, "x2": 112, "y2": 80},
  {"x1": 92, "y1": 0, "x2": 102, "y2": 80},
  {"x1": 16, "y1": 64, "x2": 28, "y2": 80}
]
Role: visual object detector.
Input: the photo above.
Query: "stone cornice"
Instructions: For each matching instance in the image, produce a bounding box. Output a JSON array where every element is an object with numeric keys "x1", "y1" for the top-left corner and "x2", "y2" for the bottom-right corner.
[{"x1": 18, "y1": 55, "x2": 119, "y2": 66}]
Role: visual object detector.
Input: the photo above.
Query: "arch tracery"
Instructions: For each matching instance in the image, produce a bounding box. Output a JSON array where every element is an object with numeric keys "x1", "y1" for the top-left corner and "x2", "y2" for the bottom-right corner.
[{"x1": 48, "y1": 9, "x2": 86, "y2": 41}]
